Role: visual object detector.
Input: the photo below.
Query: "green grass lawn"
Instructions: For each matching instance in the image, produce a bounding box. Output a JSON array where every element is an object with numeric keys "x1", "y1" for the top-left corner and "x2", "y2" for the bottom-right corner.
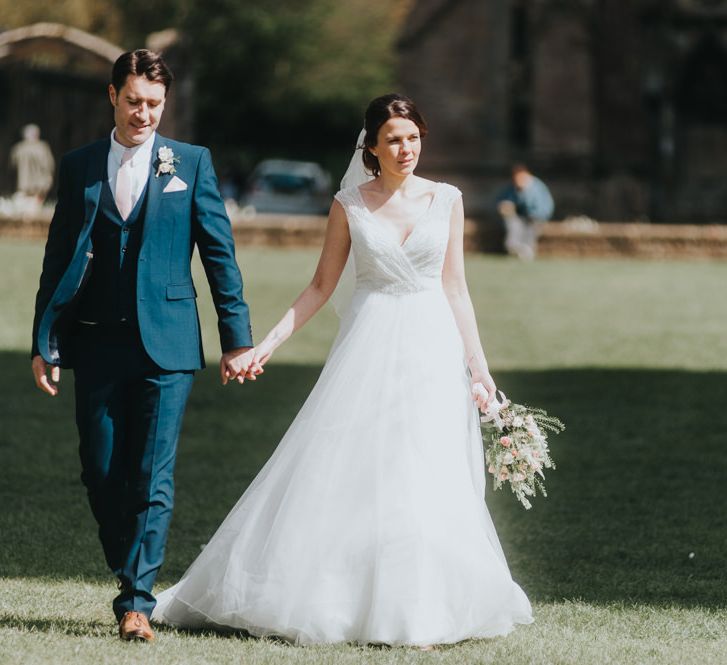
[{"x1": 1, "y1": 239, "x2": 726, "y2": 664}]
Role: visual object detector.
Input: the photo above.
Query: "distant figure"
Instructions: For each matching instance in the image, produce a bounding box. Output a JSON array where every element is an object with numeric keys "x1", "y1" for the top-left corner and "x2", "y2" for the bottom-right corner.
[
  {"x1": 10, "y1": 124, "x2": 55, "y2": 205},
  {"x1": 496, "y1": 164, "x2": 554, "y2": 260}
]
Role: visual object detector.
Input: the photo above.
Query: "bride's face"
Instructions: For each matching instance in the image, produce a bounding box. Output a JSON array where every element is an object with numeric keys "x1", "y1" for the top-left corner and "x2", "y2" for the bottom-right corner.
[{"x1": 370, "y1": 117, "x2": 422, "y2": 178}]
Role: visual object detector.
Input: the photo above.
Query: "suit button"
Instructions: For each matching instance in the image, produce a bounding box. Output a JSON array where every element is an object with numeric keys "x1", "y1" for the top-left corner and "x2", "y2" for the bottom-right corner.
[
  {"x1": 122, "y1": 228, "x2": 129, "y2": 234},
  {"x1": 122, "y1": 247, "x2": 127, "y2": 253}
]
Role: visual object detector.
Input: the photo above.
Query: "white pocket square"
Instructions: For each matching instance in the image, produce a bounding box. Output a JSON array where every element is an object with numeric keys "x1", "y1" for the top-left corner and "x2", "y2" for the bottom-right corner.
[{"x1": 163, "y1": 176, "x2": 188, "y2": 193}]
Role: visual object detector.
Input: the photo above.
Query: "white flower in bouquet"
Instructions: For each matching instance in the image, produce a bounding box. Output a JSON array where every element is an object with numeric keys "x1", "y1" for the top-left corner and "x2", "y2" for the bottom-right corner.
[{"x1": 478, "y1": 390, "x2": 565, "y2": 510}]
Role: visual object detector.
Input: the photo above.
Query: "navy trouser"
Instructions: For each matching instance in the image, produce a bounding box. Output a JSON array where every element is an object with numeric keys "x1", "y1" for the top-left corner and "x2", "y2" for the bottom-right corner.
[{"x1": 72, "y1": 323, "x2": 194, "y2": 620}]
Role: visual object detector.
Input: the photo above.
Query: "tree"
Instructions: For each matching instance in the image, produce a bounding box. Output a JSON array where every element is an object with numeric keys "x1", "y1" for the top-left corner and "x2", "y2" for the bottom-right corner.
[
  {"x1": 1, "y1": 0, "x2": 411, "y2": 178},
  {"x1": 182, "y1": 0, "x2": 410, "y2": 176},
  {"x1": 0, "y1": 0, "x2": 123, "y2": 44},
  {"x1": 109, "y1": 0, "x2": 189, "y2": 49}
]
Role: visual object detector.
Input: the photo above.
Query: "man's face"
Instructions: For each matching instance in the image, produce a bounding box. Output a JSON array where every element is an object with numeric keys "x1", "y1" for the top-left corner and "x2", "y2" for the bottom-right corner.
[{"x1": 108, "y1": 75, "x2": 166, "y2": 147}]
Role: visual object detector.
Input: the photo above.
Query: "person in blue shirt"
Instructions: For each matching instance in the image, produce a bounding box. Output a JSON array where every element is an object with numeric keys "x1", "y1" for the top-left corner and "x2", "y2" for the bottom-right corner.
[{"x1": 496, "y1": 164, "x2": 554, "y2": 260}]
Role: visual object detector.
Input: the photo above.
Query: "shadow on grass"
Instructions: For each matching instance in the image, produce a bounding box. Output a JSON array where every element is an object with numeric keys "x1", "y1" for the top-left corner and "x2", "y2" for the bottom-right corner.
[
  {"x1": 0, "y1": 612, "x2": 254, "y2": 641},
  {"x1": 2, "y1": 351, "x2": 725, "y2": 609},
  {"x1": 0, "y1": 615, "x2": 115, "y2": 637}
]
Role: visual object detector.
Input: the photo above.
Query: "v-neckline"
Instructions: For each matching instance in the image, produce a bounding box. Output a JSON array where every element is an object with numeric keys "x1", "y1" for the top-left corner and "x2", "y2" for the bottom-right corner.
[{"x1": 356, "y1": 183, "x2": 440, "y2": 248}]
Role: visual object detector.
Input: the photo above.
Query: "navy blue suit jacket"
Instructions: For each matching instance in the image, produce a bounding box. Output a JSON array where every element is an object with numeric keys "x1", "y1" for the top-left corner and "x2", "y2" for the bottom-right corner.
[{"x1": 32, "y1": 134, "x2": 253, "y2": 370}]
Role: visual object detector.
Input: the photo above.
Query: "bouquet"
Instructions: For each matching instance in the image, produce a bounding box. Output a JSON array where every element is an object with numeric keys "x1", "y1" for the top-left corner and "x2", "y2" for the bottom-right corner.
[{"x1": 478, "y1": 390, "x2": 564, "y2": 509}]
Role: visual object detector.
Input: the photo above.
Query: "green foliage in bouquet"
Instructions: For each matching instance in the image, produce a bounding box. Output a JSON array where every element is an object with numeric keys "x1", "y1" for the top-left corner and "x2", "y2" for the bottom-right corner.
[{"x1": 481, "y1": 396, "x2": 565, "y2": 509}]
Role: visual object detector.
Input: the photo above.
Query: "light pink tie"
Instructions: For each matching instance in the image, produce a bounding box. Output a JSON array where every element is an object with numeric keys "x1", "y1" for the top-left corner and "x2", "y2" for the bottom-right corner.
[{"x1": 115, "y1": 150, "x2": 133, "y2": 220}]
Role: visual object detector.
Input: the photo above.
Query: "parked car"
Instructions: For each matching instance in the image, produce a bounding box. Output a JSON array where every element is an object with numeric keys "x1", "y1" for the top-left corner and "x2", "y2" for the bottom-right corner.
[{"x1": 241, "y1": 159, "x2": 332, "y2": 216}]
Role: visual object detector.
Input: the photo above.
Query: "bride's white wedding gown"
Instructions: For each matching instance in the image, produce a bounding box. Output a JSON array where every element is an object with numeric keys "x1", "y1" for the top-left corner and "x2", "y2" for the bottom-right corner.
[{"x1": 152, "y1": 183, "x2": 533, "y2": 645}]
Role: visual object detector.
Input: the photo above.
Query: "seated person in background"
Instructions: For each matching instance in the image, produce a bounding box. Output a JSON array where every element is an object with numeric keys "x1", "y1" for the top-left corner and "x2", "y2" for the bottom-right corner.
[{"x1": 496, "y1": 164, "x2": 554, "y2": 260}]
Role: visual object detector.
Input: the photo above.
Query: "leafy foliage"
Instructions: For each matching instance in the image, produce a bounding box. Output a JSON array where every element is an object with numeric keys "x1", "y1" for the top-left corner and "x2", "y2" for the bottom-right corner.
[
  {"x1": 180, "y1": 0, "x2": 409, "y2": 176},
  {"x1": 0, "y1": 0, "x2": 123, "y2": 43},
  {"x1": 1, "y1": 1, "x2": 410, "y2": 178}
]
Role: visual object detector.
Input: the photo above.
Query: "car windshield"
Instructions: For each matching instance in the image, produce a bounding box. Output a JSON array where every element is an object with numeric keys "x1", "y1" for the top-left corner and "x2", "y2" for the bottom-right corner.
[{"x1": 258, "y1": 173, "x2": 316, "y2": 194}]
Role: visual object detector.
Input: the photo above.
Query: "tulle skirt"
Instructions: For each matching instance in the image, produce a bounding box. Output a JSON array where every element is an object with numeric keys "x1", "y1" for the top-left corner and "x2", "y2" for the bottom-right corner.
[{"x1": 152, "y1": 287, "x2": 533, "y2": 645}]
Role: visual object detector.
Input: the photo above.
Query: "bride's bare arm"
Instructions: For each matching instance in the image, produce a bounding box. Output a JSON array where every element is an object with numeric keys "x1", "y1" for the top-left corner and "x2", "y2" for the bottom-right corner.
[
  {"x1": 441, "y1": 195, "x2": 496, "y2": 408},
  {"x1": 253, "y1": 200, "x2": 351, "y2": 367}
]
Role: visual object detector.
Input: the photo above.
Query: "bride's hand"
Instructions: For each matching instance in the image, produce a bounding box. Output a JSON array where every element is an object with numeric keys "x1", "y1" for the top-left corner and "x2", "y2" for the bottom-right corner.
[
  {"x1": 471, "y1": 371, "x2": 496, "y2": 413},
  {"x1": 251, "y1": 339, "x2": 276, "y2": 375}
]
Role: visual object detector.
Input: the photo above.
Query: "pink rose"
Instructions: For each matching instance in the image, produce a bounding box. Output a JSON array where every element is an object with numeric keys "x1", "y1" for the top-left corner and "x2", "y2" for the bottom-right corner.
[
  {"x1": 500, "y1": 436, "x2": 512, "y2": 447},
  {"x1": 488, "y1": 465, "x2": 495, "y2": 473},
  {"x1": 499, "y1": 468, "x2": 509, "y2": 481}
]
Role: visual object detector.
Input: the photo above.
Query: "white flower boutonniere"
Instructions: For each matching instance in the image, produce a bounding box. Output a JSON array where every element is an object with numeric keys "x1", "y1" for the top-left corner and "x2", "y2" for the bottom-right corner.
[{"x1": 155, "y1": 146, "x2": 180, "y2": 177}]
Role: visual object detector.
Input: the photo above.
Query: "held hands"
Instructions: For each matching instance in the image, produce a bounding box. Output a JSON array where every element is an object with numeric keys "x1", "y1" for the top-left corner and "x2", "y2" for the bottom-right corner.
[
  {"x1": 220, "y1": 347, "x2": 262, "y2": 385},
  {"x1": 219, "y1": 336, "x2": 278, "y2": 386},
  {"x1": 32, "y1": 355, "x2": 60, "y2": 396}
]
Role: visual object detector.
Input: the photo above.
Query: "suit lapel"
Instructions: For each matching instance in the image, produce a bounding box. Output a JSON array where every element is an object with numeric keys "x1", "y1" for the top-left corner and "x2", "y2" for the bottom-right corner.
[
  {"x1": 83, "y1": 138, "x2": 109, "y2": 228},
  {"x1": 142, "y1": 134, "x2": 165, "y2": 238}
]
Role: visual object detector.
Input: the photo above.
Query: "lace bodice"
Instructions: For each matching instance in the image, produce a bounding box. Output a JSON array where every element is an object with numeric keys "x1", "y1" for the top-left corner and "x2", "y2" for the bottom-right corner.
[{"x1": 334, "y1": 183, "x2": 462, "y2": 295}]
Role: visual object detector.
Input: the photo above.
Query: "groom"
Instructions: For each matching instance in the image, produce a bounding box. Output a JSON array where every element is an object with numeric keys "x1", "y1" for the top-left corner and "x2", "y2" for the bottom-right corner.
[{"x1": 31, "y1": 50, "x2": 255, "y2": 641}]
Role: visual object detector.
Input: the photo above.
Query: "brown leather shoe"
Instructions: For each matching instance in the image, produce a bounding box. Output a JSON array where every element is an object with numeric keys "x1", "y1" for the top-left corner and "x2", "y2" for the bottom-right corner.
[{"x1": 118, "y1": 611, "x2": 155, "y2": 642}]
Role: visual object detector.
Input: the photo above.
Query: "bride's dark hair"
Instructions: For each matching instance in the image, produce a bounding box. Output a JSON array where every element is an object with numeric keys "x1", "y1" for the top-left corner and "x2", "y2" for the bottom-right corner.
[{"x1": 362, "y1": 94, "x2": 428, "y2": 177}]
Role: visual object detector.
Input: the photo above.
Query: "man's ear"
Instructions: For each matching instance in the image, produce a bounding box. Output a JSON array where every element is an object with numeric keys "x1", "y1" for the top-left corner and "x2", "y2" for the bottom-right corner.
[{"x1": 108, "y1": 84, "x2": 117, "y2": 107}]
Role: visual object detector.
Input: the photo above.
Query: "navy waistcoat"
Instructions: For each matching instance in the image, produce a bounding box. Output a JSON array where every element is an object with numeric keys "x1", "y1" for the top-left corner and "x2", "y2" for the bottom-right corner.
[{"x1": 77, "y1": 177, "x2": 149, "y2": 325}]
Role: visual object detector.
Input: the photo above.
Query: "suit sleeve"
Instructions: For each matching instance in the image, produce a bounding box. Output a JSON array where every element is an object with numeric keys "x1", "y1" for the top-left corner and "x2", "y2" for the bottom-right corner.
[
  {"x1": 31, "y1": 155, "x2": 75, "y2": 359},
  {"x1": 191, "y1": 148, "x2": 253, "y2": 351}
]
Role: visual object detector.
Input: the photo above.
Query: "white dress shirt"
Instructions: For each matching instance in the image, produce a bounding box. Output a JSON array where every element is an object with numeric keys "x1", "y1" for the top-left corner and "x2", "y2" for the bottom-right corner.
[{"x1": 107, "y1": 129, "x2": 156, "y2": 212}]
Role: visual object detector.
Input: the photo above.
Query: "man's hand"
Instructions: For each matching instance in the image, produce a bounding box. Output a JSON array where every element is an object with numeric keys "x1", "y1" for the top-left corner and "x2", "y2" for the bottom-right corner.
[
  {"x1": 32, "y1": 355, "x2": 60, "y2": 396},
  {"x1": 220, "y1": 347, "x2": 260, "y2": 385},
  {"x1": 497, "y1": 200, "x2": 516, "y2": 217}
]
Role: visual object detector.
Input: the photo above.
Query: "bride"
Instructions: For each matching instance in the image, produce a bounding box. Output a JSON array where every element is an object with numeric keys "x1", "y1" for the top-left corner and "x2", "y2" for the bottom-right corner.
[{"x1": 152, "y1": 94, "x2": 533, "y2": 646}]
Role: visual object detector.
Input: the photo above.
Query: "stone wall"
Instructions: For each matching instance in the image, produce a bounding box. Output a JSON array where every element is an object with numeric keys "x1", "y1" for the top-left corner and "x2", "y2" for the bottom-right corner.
[{"x1": 4, "y1": 212, "x2": 726, "y2": 258}]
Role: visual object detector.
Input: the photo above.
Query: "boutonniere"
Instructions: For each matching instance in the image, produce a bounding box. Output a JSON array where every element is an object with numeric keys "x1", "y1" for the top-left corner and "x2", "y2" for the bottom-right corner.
[{"x1": 155, "y1": 146, "x2": 180, "y2": 177}]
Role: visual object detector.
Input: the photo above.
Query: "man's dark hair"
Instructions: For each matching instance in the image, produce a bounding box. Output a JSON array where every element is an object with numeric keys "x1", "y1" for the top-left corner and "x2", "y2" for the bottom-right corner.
[{"x1": 111, "y1": 49, "x2": 173, "y2": 93}]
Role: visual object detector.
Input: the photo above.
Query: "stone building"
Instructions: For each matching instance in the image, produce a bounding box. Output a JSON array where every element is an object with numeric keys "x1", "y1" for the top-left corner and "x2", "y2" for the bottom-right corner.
[
  {"x1": 0, "y1": 23, "x2": 192, "y2": 197},
  {"x1": 398, "y1": 0, "x2": 727, "y2": 222}
]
